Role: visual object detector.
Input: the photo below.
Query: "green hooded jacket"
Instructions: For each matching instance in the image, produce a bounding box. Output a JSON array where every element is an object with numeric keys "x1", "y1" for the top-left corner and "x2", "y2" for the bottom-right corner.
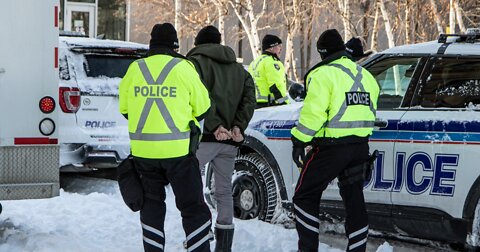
[{"x1": 187, "y1": 43, "x2": 256, "y2": 145}]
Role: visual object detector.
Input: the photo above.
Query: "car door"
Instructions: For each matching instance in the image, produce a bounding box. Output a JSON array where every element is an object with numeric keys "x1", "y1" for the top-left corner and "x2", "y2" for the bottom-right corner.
[
  {"x1": 322, "y1": 55, "x2": 426, "y2": 219},
  {"x1": 391, "y1": 56, "x2": 480, "y2": 239}
]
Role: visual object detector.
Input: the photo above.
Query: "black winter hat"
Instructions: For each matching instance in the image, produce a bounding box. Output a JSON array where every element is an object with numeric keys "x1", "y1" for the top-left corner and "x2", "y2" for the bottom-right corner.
[
  {"x1": 149, "y1": 23, "x2": 179, "y2": 49},
  {"x1": 345, "y1": 37, "x2": 372, "y2": 61},
  {"x1": 316, "y1": 29, "x2": 346, "y2": 59},
  {"x1": 262, "y1": 34, "x2": 282, "y2": 51},
  {"x1": 194, "y1": 25, "x2": 221, "y2": 46}
]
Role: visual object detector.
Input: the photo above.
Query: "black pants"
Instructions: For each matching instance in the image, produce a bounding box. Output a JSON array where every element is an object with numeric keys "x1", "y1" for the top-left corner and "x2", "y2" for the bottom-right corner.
[
  {"x1": 134, "y1": 154, "x2": 212, "y2": 252},
  {"x1": 293, "y1": 142, "x2": 369, "y2": 252}
]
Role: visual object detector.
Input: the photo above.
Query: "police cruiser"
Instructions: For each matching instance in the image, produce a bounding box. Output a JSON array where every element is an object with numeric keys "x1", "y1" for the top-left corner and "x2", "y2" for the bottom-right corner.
[
  {"x1": 204, "y1": 29, "x2": 480, "y2": 249},
  {"x1": 58, "y1": 36, "x2": 147, "y2": 171}
]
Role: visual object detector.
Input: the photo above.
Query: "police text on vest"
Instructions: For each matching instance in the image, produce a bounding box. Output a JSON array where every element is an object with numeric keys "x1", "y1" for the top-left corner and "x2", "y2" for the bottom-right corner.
[
  {"x1": 345, "y1": 92, "x2": 370, "y2": 106},
  {"x1": 134, "y1": 86, "x2": 177, "y2": 97}
]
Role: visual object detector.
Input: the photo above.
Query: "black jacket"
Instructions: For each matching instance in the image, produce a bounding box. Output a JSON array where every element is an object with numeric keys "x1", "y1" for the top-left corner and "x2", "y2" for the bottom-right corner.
[{"x1": 187, "y1": 43, "x2": 256, "y2": 146}]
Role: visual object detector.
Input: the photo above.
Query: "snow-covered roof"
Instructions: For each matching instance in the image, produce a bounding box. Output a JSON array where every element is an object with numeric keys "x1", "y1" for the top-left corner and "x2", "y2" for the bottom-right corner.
[
  {"x1": 381, "y1": 39, "x2": 480, "y2": 56},
  {"x1": 59, "y1": 36, "x2": 148, "y2": 50}
]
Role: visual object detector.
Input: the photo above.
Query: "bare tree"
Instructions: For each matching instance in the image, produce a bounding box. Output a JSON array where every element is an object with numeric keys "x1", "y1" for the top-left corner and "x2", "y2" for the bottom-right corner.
[
  {"x1": 280, "y1": 0, "x2": 303, "y2": 81},
  {"x1": 379, "y1": 0, "x2": 395, "y2": 48},
  {"x1": 370, "y1": 0, "x2": 380, "y2": 50},
  {"x1": 454, "y1": 0, "x2": 466, "y2": 32},
  {"x1": 449, "y1": 0, "x2": 456, "y2": 33},
  {"x1": 211, "y1": 0, "x2": 229, "y2": 44},
  {"x1": 430, "y1": 0, "x2": 444, "y2": 35},
  {"x1": 228, "y1": 0, "x2": 268, "y2": 58}
]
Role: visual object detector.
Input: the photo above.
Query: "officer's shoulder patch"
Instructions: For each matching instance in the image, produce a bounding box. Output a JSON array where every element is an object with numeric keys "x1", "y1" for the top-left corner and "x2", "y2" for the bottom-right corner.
[{"x1": 274, "y1": 64, "x2": 280, "y2": 71}]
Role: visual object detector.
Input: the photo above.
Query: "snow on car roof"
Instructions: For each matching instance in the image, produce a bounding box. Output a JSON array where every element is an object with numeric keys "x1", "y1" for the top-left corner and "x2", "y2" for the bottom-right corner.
[
  {"x1": 381, "y1": 39, "x2": 480, "y2": 56},
  {"x1": 59, "y1": 36, "x2": 148, "y2": 49}
]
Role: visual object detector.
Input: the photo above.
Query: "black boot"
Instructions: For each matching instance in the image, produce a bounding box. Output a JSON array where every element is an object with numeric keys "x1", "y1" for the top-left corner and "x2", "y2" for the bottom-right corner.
[{"x1": 214, "y1": 223, "x2": 234, "y2": 252}]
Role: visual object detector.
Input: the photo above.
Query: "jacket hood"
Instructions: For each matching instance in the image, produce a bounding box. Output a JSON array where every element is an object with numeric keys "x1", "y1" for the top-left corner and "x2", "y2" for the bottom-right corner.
[{"x1": 187, "y1": 44, "x2": 237, "y2": 64}]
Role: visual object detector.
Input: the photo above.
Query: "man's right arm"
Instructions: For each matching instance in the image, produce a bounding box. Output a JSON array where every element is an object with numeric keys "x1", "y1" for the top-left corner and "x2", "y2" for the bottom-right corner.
[
  {"x1": 119, "y1": 63, "x2": 135, "y2": 119},
  {"x1": 233, "y1": 70, "x2": 256, "y2": 132}
]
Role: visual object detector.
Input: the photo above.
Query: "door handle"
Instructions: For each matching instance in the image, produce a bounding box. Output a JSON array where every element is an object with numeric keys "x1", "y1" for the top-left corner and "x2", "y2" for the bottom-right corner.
[{"x1": 374, "y1": 119, "x2": 388, "y2": 128}]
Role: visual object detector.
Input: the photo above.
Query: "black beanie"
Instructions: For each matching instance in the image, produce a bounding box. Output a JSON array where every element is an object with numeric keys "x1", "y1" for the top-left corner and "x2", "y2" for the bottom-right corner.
[
  {"x1": 316, "y1": 29, "x2": 346, "y2": 59},
  {"x1": 194, "y1": 25, "x2": 221, "y2": 46},
  {"x1": 149, "y1": 23, "x2": 179, "y2": 49},
  {"x1": 345, "y1": 37, "x2": 370, "y2": 61},
  {"x1": 262, "y1": 34, "x2": 282, "y2": 51}
]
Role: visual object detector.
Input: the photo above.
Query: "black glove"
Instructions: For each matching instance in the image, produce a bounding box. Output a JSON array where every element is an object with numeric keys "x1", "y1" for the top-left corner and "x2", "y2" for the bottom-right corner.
[{"x1": 291, "y1": 136, "x2": 306, "y2": 169}]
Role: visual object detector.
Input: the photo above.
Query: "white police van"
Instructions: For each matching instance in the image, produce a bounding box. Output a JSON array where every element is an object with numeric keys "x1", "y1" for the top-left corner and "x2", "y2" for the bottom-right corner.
[
  {"x1": 205, "y1": 30, "x2": 480, "y2": 249},
  {"x1": 0, "y1": 0, "x2": 60, "y2": 202},
  {"x1": 58, "y1": 36, "x2": 147, "y2": 171}
]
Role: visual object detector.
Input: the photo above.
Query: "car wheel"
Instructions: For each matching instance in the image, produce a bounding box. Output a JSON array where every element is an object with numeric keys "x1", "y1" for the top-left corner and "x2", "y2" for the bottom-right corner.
[
  {"x1": 467, "y1": 198, "x2": 480, "y2": 250},
  {"x1": 204, "y1": 153, "x2": 278, "y2": 222}
]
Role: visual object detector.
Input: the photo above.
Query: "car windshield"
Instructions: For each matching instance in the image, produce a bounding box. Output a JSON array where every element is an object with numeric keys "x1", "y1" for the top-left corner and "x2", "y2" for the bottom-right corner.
[{"x1": 84, "y1": 54, "x2": 140, "y2": 78}]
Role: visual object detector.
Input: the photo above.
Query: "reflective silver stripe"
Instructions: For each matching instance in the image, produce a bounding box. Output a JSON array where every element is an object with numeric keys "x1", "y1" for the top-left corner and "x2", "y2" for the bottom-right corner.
[
  {"x1": 327, "y1": 120, "x2": 375, "y2": 128},
  {"x1": 131, "y1": 58, "x2": 187, "y2": 141},
  {"x1": 187, "y1": 233, "x2": 212, "y2": 252},
  {"x1": 142, "y1": 222, "x2": 165, "y2": 238},
  {"x1": 348, "y1": 225, "x2": 368, "y2": 239},
  {"x1": 295, "y1": 123, "x2": 317, "y2": 137},
  {"x1": 130, "y1": 131, "x2": 190, "y2": 141},
  {"x1": 137, "y1": 60, "x2": 155, "y2": 84},
  {"x1": 143, "y1": 236, "x2": 164, "y2": 250},
  {"x1": 348, "y1": 238, "x2": 367, "y2": 251},
  {"x1": 137, "y1": 58, "x2": 182, "y2": 85},
  {"x1": 186, "y1": 220, "x2": 211, "y2": 242},
  {"x1": 295, "y1": 216, "x2": 319, "y2": 233},
  {"x1": 276, "y1": 96, "x2": 288, "y2": 104},
  {"x1": 255, "y1": 84, "x2": 269, "y2": 100},
  {"x1": 325, "y1": 64, "x2": 376, "y2": 129},
  {"x1": 294, "y1": 204, "x2": 319, "y2": 223}
]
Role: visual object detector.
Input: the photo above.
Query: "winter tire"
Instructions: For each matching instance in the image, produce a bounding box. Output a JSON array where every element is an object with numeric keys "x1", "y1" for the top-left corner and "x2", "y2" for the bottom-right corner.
[{"x1": 205, "y1": 153, "x2": 278, "y2": 222}]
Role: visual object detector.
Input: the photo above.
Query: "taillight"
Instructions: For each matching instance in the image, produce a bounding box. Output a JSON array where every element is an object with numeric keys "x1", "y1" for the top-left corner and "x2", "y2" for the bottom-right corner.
[
  {"x1": 59, "y1": 87, "x2": 81, "y2": 113},
  {"x1": 39, "y1": 96, "x2": 55, "y2": 113}
]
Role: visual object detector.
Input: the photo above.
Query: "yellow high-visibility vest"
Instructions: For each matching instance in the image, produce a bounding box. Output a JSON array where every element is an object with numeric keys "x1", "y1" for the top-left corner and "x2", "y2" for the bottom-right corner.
[
  {"x1": 119, "y1": 55, "x2": 210, "y2": 158},
  {"x1": 248, "y1": 54, "x2": 289, "y2": 104},
  {"x1": 291, "y1": 57, "x2": 379, "y2": 142}
]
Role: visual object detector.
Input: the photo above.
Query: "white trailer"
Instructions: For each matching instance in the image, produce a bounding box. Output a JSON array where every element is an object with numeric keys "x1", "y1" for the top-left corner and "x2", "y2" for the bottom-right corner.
[{"x1": 0, "y1": 1, "x2": 60, "y2": 201}]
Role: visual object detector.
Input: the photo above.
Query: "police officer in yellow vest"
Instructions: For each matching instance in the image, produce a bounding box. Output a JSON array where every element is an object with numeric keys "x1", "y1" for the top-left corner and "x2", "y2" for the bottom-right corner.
[
  {"x1": 291, "y1": 29, "x2": 379, "y2": 252},
  {"x1": 248, "y1": 34, "x2": 289, "y2": 108},
  {"x1": 119, "y1": 23, "x2": 212, "y2": 252}
]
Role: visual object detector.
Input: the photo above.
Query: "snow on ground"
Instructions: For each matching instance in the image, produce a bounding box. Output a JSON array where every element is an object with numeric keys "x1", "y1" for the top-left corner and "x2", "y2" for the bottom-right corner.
[{"x1": 0, "y1": 176, "x2": 445, "y2": 251}]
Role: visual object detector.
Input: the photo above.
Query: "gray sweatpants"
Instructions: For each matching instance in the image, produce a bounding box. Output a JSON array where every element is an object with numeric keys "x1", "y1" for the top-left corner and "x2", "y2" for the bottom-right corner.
[{"x1": 196, "y1": 142, "x2": 237, "y2": 225}]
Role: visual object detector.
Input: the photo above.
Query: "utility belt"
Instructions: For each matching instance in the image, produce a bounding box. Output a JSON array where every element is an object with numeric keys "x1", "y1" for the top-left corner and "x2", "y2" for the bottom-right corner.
[
  {"x1": 311, "y1": 136, "x2": 369, "y2": 147},
  {"x1": 337, "y1": 150, "x2": 378, "y2": 188}
]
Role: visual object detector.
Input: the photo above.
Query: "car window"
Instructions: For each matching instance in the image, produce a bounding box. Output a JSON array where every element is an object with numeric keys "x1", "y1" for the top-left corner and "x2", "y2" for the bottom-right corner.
[
  {"x1": 418, "y1": 57, "x2": 480, "y2": 109},
  {"x1": 83, "y1": 54, "x2": 141, "y2": 78},
  {"x1": 59, "y1": 55, "x2": 70, "y2": 80},
  {"x1": 367, "y1": 57, "x2": 421, "y2": 110}
]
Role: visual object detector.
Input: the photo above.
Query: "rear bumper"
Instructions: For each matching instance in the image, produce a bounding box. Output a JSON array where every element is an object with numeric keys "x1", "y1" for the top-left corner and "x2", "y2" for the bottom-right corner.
[
  {"x1": 0, "y1": 145, "x2": 60, "y2": 200},
  {"x1": 60, "y1": 143, "x2": 128, "y2": 172}
]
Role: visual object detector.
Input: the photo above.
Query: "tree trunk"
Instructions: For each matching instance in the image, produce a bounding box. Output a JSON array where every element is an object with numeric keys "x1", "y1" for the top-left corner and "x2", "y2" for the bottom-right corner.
[
  {"x1": 430, "y1": 0, "x2": 444, "y2": 35},
  {"x1": 405, "y1": 0, "x2": 410, "y2": 44},
  {"x1": 379, "y1": 0, "x2": 395, "y2": 48},
  {"x1": 217, "y1": 5, "x2": 225, "y2": 45},
  {"x1": 370, "y1": 0, "x2": 379, "y2": 51},
  {"x1": 175, "y1": 0, "x2": 182, "y2": 51},
  {"x1": 449, "y1": 0, "x2": 456, "y2": 33},
  {"x1": 454, "y1": 0, "x2": 466, "y2": 32}
]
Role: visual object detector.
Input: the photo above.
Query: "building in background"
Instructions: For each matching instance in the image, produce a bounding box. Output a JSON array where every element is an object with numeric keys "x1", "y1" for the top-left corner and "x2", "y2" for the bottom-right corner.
[{"x1": 59, "y1": 0, "x2": 128, "y2": 41}]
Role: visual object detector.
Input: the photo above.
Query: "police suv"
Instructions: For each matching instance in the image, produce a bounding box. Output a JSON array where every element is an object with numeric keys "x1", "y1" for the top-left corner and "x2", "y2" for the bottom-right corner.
[
  {"x1": 58, "y1": 36, "x2": 147, "y2": 171},
  {"x1": 204, "y1": 30, "x2": 480, "y2": 249}
]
